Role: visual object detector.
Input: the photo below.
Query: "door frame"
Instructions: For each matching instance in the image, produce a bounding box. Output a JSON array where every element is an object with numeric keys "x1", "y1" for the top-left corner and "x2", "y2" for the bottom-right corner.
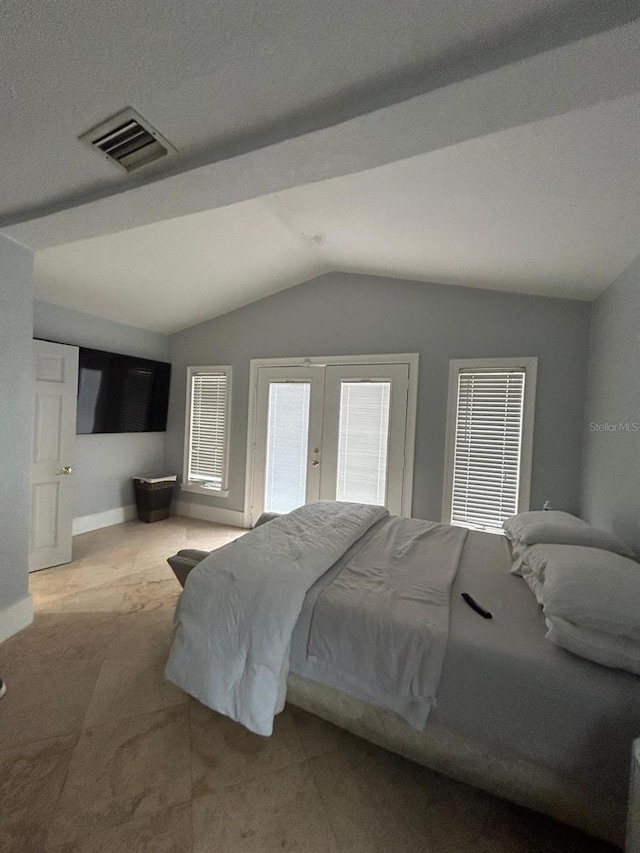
[{"x1": 244, "y1": 353, "x2": 419, "y2": 527}]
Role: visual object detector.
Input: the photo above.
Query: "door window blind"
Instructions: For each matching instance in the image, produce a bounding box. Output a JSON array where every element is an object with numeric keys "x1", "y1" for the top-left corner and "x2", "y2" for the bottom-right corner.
[
  {"x1": 450, "y1": 368, "x2": 526, "y2": 533},
  {"x1": 336, "y1": 381, "x2": 391, "y2": 506},
  {"x1": 264, "y1": 382, "x2": 311, "y2": 513},
  {"x1": 188, "y1": 371, "x2": 229, "y2": 489}
]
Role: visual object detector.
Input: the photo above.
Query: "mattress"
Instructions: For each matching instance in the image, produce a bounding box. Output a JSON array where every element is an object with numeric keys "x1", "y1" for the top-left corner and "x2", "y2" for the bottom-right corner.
[{"x1": 288, "y1": 528, "x2": 640, "y2": 844}]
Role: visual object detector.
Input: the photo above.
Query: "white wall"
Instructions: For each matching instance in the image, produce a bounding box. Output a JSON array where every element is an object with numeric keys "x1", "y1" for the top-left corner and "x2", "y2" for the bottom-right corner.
[
  {"x1": 166, "y1": 272, "x2": 591, "y2": 523},
  {"x1": 581, "y1": 256, "x2": 640, "y2": 555},
  {"x1": 0, "y1": 236, "x2": 34, "y2": 641},
  {"x1": 33, "y1": 300, "x2": 170, "y2": 527}
]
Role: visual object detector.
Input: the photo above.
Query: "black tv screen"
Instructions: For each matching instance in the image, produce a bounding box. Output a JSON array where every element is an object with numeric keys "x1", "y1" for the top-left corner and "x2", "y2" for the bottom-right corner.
[{"x1": 76, "y1": 347, "x2": 171, "y2": 434}]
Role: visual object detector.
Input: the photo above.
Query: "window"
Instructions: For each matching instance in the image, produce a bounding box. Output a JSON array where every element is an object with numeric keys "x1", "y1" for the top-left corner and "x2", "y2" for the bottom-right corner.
[
  {"x1": 442, "y1": 358, "x2": 537, "y2": 534},
  {"x1": 183, "y1": 366, "x2": 231, "y2": 495}
]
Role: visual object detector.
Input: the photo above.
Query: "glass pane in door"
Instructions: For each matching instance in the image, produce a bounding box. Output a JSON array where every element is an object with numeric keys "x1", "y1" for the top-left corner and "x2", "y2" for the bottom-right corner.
[
  {"x1": 264, "y1": 382, "x2": 311, "y2": 513},
  {"x1": 336, "y1": 381, "x2": 390, "y2": 505}
]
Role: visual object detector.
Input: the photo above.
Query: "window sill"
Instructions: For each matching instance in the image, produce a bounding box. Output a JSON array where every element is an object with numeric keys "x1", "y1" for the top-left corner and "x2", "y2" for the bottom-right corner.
[{"x1": 180, "y1": 483, "x2": 230, "y2": 499}]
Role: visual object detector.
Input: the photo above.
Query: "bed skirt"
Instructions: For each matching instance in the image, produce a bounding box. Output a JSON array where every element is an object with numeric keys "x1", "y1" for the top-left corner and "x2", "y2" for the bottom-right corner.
[{"x1": 286, "y1": 672, "x2": 625, "y2": 847}]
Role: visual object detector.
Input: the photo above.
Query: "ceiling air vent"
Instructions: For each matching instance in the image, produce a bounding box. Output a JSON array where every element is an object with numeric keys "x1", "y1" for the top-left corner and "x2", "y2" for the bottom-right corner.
[{"x1": 79, "y1": 108, "x2": 177, "y2": 173}]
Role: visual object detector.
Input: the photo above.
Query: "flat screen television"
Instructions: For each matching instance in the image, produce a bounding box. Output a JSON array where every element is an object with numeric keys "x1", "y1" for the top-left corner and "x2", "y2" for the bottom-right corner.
[{"x1": 76, "y1": 347, "x2": 171, "y2": 434}]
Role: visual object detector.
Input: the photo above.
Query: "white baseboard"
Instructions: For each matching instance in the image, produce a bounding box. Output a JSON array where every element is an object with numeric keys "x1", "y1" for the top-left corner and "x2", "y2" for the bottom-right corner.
[
  {"x1": 0, "y1": 594, "x2": 34, "y2": 644},
  {"x1": 73, "y1": 504, "x2": 137, "y2": 535},
  {"x1": 174, "y1": 500, "x2": 247, "y2": 528}
]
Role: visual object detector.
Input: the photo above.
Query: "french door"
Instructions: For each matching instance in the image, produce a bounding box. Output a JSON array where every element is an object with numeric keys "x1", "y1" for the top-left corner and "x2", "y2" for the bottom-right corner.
[{"x1": 248, "y1": 357, "x2": 415, "y2": 524}]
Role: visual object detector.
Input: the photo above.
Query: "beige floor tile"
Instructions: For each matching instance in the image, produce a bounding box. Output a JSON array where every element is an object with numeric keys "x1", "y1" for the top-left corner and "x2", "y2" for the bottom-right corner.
[
  {"x1": 0, "y1": 655, "x2": 102, "y2": 749},
  {"x1": 309, "y1": 735, "x2": 473, "y2": 853},
  {"x1": 0, "y1": 733, "x2": 78, "y2": 853},
  {"x1": 289, "y1": 704, "x2": 361, "y2": 759},
  {"x1": 71, "y1": 542, "x2": 142, "y2": 570},
  {"x1": 71, "y1": 523, "x2": 148, "y2": 561},
  {"x1": 29, "y1": 565, "x2": 76, "y2": 605},
  {"x1": 103, "y1": 609, "x2": 176, "y2": 661},
  {"x1": 47, "y1": 802, "x2": 192, "y2": 853},
  {"x1": 130, "y1": 551, "x2": 178, "y2": 577},
  {"x1": 0, "y1": 612, "x2": 118, "y2": 665},
  {"x1": 119, "y1": 578, "x2": 181, "y2": 613},
  {"x1": 190, "y1": 700, "x2": 306, "y2": 796},
  {"x1": 58, "y1": 561, "x2": 139, "y2": 592},
  {"x1": 192, "y1": 762, "x2": 338, "y2": 853},
  {"x1": 37, "y1": 583, "x2": 127, "y2": 615},
  {"x1": 47, "y1": 705, "x2": 191, "y2": 847},
  {"x1": 83, "y1": 645, "x2": 188, "y2": 728}
]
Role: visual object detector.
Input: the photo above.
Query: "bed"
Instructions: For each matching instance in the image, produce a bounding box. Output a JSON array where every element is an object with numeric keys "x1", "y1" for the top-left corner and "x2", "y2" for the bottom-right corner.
[{"x1": 166, "y1": 505, "x2": 640, "y2": 846}]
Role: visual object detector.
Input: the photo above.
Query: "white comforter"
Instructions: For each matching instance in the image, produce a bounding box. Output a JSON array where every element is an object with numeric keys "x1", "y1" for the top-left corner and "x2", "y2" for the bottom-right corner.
[{"x1": 165, "y1": 501, "x2": 387, "y2": 735}]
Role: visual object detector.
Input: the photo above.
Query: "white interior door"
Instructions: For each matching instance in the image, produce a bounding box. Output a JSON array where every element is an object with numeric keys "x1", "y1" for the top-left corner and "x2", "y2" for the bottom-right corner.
[
  {"x1": 30, "y1": 340, "x2": 78, "y2": 571},
  {"x1": 251, "y1": 366, "x2": 324, "y2": 519},
  {"x1": 319, "y1": 363, "x2": 409, "y2": 515}
]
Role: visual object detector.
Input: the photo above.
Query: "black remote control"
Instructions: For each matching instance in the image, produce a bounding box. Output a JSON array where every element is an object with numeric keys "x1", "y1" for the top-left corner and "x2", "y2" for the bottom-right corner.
[{"x1": 461, "y1": 592, "x2": 492, "y2": 619}]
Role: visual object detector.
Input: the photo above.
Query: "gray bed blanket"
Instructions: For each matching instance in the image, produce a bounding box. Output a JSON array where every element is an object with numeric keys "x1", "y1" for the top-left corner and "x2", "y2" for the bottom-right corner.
[{"x1": 305, "y1": 517, "x2": 468, "y2": 723}]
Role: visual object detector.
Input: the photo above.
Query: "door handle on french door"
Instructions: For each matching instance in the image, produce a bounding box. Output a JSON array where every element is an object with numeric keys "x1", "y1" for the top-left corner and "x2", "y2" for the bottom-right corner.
[{"x1": 57, "y1": 466, "x2": 73, "y2": 475}]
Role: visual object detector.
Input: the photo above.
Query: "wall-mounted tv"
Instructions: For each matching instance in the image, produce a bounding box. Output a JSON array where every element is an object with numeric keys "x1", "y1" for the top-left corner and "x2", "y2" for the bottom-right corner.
[{"x1": 76, "y1": 347, "x2": 171, "y2": 434}]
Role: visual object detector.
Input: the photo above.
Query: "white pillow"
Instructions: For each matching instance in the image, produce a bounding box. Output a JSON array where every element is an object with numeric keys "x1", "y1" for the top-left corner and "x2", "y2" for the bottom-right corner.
[
  {"x1": 542, "y1": 546, "x2": 640, "y2": 642},
  {"x1": 504, "y1": 511, "x2": 634, "y2": 557},
  {"x1": 510, "y1": 542, "x2": 545, "y2": 602},
  {"x1": 548, "y1": 526, "x2": 634, "y2": 557},
  {"x1": 503, "y1": 511, "x2": 587, "y2": 545},
  {"x1": 521, "y1": 559, "x2": 544, "y2": 604},
  {"x1": 545, "y1": 616, "x2": 640, "y2": 676}
]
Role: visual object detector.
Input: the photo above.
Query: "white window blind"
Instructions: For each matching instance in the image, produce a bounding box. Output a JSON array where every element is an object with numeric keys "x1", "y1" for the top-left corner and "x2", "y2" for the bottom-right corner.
[
  {"x1": 336, "y1": 381, "x2": 391, "y2": 506},
  {"x1": 264, "y1": 382, "x2": 311, "y2": 514},
  {"x1": 450, "y1": 367, "x2": 526, "y2": 533},
  {"x1": 187, "y1": 370, "x2": 229, "y2": 490}
]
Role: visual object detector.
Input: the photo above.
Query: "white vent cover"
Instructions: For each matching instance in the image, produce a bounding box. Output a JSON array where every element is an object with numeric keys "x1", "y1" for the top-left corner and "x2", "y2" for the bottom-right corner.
[{"x1": 79, "y1": 108, "x2": 177, "y2": 173}]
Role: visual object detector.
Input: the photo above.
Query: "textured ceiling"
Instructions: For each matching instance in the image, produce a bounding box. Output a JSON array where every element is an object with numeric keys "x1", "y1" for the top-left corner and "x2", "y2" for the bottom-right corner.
[
  {"x1": 35, "y1": 93, "x2": 640, "y2": 333},
  {"x1": 2, "y1": 0, "x2": 638, "y2": 223},
  {"x1": 7, "y1": 0, "x2": 640, "y2": 330}
]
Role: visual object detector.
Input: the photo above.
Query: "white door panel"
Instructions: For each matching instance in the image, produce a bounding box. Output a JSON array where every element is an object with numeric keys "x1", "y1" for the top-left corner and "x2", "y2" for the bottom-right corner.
[
  {"x1": 252, "y1": 366, "x2": 324, "y2": 519},
  {"x1": 30, "y1": 340, "x2": 78, "y2": 571},
  {"x1": 319, "y1": 363, "x2": 409, "y2": 515}
]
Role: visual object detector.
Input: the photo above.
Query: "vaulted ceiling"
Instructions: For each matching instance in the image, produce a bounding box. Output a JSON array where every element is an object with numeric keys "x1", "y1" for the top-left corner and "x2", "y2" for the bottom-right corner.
[{"x1": 2, "y1": 1, "x2": 640, "y2": 332}]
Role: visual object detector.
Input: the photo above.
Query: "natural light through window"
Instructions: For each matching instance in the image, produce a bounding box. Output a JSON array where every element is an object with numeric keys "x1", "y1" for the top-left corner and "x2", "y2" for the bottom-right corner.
[
  {"x1": 336, "y1": 381, "x2": 391, "y2": 506},
  {"x1": 443, "y1": 358, "x2": 537, "y2": 534},
  {"x1": 185, "y1": 367, "x2": 231, "y2": 493}
]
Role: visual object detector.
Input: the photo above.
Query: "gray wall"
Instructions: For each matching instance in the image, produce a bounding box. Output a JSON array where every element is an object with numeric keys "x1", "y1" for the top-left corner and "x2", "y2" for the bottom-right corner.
[
  {"x1": 166, "y1": 272, "x2": 591, "y2": 522},
  {"x1": 581, "y1": 256, "x2": 640, "y2": 555},
  {"x1": 33, "y1": 300, "x2": 169, "y2": 518},
  {"x1": 0, "y1": 236, "x2": 34, "y2": 610}
]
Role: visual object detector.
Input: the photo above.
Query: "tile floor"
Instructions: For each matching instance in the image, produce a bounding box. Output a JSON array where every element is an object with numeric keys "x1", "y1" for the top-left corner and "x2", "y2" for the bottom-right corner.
[{"x1": 0, "y1": 516, "x2": 620, "y2": 852}]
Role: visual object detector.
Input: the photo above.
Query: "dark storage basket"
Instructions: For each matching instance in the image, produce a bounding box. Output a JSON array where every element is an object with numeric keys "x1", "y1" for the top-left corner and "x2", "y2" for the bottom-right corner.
[{"x1": 133, "y1": 478, "x2": 175, "y2": 523}]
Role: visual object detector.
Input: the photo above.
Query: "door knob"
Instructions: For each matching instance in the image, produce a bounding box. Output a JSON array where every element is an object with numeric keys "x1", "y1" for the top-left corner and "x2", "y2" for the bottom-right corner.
[
  {"x1": 57, "y1": 466, "x2": 73, "y2": 475},
  {"x1": 311, "y1": 460, "x2": 320, "y2": 468}
]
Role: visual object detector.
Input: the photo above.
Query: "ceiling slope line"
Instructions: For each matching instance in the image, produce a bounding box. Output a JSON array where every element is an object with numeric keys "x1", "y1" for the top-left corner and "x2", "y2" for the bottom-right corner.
[{"x1": 4, "y1": 18, "x2": 640, "y2": 251}]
